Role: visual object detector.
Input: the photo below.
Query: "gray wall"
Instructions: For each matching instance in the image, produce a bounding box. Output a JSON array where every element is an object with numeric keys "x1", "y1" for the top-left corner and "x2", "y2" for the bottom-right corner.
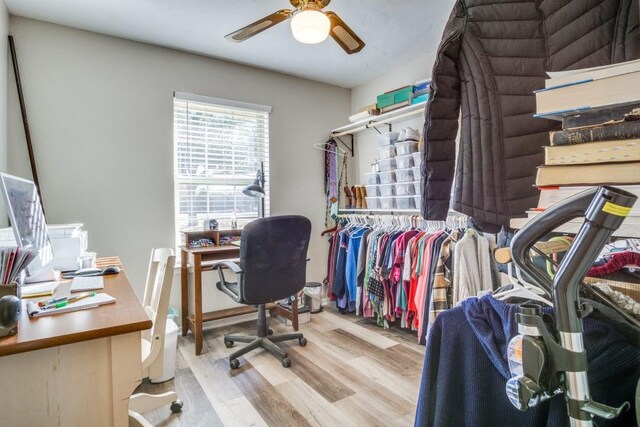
[{"x1": 7, "y1": 17, "x2": 350, "y2": 313}]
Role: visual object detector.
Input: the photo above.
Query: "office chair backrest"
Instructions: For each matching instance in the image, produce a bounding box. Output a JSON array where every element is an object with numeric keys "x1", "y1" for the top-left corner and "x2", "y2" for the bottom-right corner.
[
  {"x1": 141, "y1": 248, "x2": 176, "y2": 377},
  {"x1": 239, "y1": 215, "x2": 312, "y2": 304}
]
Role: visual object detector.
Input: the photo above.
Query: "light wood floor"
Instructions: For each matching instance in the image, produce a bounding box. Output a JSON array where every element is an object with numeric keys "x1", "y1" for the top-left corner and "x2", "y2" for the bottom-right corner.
[{"x1": 136, "y1": 308, "x2": 425, "y2": 427}]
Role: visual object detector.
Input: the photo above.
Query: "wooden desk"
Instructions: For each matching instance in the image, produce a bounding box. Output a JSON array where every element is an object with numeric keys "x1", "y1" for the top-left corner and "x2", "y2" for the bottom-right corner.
[{"x1": 0, "y1": 258, "x2": 152, "y2": 427}]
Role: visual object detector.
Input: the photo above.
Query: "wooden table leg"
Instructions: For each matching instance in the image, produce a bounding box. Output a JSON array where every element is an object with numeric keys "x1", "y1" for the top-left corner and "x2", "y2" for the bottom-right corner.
[
  {"x1": 292, "y1": 295, "x2": 299, "y2": 332},
  {"x1": 181, "y1": 249, "x2": 189, "y2": 337},
  {"x1": 194, "y1": 253, "x2": 203, "y2": 355}
]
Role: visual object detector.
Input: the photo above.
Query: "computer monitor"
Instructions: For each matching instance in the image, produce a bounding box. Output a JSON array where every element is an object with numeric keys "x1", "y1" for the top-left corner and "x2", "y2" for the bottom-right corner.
[{"x1": 0, "y1": 173, "x2": 55, "y2": 282}]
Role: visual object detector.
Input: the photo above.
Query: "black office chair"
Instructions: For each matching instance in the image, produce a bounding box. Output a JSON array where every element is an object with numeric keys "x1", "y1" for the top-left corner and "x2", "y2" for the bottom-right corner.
[{"x1": 213, "y1": 215, "x2": 312, "y2": 369}]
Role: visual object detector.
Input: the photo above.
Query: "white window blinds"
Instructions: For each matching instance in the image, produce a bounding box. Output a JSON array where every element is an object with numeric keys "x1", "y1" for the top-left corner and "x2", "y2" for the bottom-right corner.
[{"x1": 173, "y1": 93, "x2": 270, "y2": 240}]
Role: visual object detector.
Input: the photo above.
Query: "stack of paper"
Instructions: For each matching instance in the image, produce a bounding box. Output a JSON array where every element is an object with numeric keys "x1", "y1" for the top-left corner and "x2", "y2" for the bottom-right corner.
[{"x1": 0, "y1": 247, "x2": 36, "y2": 284}]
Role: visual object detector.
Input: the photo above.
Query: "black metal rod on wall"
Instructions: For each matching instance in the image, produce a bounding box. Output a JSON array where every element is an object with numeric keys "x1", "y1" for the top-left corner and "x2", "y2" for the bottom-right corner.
[{"x1": 8, "y1": 35, "x2": 46, "y2": 218}]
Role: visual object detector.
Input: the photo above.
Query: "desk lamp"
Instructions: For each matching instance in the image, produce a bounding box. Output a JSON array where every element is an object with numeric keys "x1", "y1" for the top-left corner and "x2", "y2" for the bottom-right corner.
[{"x1": 243, "y1": 162, "x2": 266, "y2": 218}]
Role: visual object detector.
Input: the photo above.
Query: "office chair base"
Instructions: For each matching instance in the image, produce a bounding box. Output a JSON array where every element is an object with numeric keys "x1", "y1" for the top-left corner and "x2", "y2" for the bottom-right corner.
[{"x1": 225, "y1": 333, "x2": 305, "y2": 369}]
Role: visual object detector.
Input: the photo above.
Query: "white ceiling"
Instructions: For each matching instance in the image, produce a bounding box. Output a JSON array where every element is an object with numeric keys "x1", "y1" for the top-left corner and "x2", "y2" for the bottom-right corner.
[{"x1": 4, "y1": 0, "x2": 454, "y2": 88}]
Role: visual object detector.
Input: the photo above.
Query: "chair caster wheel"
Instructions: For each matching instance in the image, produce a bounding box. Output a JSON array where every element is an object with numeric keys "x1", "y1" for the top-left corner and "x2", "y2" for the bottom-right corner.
[
  {"x1": 230, "y1": 359, "x2": 240, "y2": 369},
  {"x1": 267, "y1": 328, "x2": 273, "y2": 335},
  {"x1": 170, "y1": 400, "x2": 183, "y2": 413},
  {"x1": 224, "y1": 340, "x2": 234, "y2": 348},
  {"x1": 282, "y1": 357, "x2": 291, "y2": 368},
  {"x1": 298, "y1": 337, "x2": 307, "y2": 346}
]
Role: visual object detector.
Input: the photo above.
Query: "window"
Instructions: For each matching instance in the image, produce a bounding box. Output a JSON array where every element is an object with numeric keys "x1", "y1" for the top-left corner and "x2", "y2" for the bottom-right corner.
[{"x1": 173, "y1": 93, "x2": 270, "y2": 244}]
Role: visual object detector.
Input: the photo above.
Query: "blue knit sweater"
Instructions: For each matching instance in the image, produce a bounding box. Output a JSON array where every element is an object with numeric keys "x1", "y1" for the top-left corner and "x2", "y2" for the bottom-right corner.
[{"x1": 414, "y1": 296, "x2": 639, "y2": 426}]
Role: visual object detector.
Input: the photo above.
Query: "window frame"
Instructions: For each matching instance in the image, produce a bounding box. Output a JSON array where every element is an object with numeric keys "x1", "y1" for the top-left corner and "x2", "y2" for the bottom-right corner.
[{"x1": 173, "y1": 92, "x2": 271, "y2": 248}]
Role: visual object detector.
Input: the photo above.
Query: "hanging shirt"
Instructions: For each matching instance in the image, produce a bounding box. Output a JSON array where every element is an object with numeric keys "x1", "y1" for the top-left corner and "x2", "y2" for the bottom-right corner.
[
  {"x1": 345, "y1": 227, "x2": 368, "y2": 312},
  {"x1": 414, "y1": 232, "x2": 443, "y2": 333},
  {"x1": 427, "y1": 230, "x2": 459, "y2": 333},
  {"x1": 333, "y1": 230, "x2": 349, "y2": 309},
  {"x1": 452, "y1": 230, "x2": 493, "y2": 305}
]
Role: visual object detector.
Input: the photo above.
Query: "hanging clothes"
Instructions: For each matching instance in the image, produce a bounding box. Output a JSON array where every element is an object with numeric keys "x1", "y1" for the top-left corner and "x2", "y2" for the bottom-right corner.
[
  {"x1": 452, "y1": 229, "x2": 494, "y2": 305},
  {"x1": 325, "y1": 215, "x2": 496, "y2": 343}
]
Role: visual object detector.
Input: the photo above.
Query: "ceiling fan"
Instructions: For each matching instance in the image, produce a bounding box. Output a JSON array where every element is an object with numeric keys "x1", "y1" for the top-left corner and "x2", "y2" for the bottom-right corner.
[{"x1": 225, "y1": 0, "x2": 365, "y2": 54}]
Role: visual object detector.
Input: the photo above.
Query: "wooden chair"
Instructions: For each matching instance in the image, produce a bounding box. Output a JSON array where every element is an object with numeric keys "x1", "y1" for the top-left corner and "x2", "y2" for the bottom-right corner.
[{"x1": 129, "y1": 248, "x2": 183, "y2": 419}]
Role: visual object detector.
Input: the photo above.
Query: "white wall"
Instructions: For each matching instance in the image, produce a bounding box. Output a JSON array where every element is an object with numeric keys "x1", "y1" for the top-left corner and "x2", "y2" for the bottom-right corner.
[
  {"x1": 0, "y1": 2, "x2": 8, "y2": 227},
  {"x1": 7, "y1": 17, "x2": 350, "y2": 314},
  {"x1": 349, "y1": 55, "x2": 436, "y2": 183}
]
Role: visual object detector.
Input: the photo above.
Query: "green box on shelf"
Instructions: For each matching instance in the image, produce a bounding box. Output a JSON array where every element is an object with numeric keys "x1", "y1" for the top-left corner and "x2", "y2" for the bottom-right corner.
[{"x1": 376, "y1": 85, "x2": 413, "y2": 109}]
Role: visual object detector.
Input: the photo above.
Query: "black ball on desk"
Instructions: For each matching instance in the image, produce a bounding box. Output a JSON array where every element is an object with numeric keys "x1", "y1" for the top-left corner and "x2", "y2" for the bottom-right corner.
[{"x1": 0, "y1": 295, "x2": 21, "y2": 329}]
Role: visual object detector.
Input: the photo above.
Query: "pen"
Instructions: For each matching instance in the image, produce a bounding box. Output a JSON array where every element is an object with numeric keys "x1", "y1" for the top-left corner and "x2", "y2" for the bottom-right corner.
[
  {"x1": 67, "y1": 292, "x2": 96, "y2": 304},
  {"x1": 38, "y1": 296, "x2": 67, "y2": 308},
  {"x1": 42, "y1": 301, "x2": 68, "y2": 310}
]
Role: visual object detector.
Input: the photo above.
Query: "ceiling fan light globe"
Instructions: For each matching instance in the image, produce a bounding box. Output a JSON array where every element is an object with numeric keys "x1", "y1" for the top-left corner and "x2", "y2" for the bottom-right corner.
[{"x1": 290, "y1": 10, "x2": 330, "y2": 44}]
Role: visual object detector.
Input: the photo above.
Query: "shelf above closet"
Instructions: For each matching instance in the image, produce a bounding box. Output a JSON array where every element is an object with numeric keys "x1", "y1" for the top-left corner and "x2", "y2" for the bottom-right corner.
[{"x1": 331, "y1": 101, "x2": 427, "y2": 137}]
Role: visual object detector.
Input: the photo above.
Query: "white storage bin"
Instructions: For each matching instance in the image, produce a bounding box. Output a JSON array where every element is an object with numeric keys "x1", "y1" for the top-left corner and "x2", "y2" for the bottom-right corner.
[
  {"x1": 365, "y1": 196, "x2": 380, "y2": 209},
  {"x1": 365, "y1": 184, "x2": 380, "y2": 197},
  {"x1": 413, "y1": 195, "x2": 421, "y2": 209},
  {"x1": 413, "y1": 180, "x2": 421, "y2": 194},
  {"x1": 377, "y1": 131, "x2": 399, "y2": 146},
  {"x1": 396, "y1": 196, "x2": 415, "y2": 209},
  {"x1": 395, "y1": 154, "x2": 414, "y2": 169},
  {"x1": 149, "y1": 319, "x2": 179, "y2": 383},
  {"x1": 379, "y1": 170, "x2": 396, "y2": 184},
  {"x1": 377, "y1": 145, "x2": 396, "y2": 159},
  {"x1": 412, "y1": 166, "x2": 421, "y2": 179},
  {"x1": 379, "y1": 183, "x2": 395, "y2": 196},
  {"x1": 377, "y1": 157, "x2": 396, "y2": 172},
  {"x1": 364, "y1": 172, "x2": 379, "y2": 185},
  {"x1": 395, "y1": 167, "x2": 413, "y2": 183},
  {"x1": 380, "y1": 196, "x2": 396, "y2": 209},
  {"x1": 395, "y1": 182, "x2": 415, "y2": 196},
  {"x1": 412, "y1": 152, "x2": 422, "y2": 165},
  {"x1": 396, "y1": 141, "x2": 419, "y2": 155}
]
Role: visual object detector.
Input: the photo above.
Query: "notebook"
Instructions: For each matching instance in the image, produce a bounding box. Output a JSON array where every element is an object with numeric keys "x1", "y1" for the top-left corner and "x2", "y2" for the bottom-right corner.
[
  {"x1": 26, "y1": 293, "x2": 116, "y2": 318},
  {"x1": 21, "y1": 281, "x2": 59, "y2": 298}
]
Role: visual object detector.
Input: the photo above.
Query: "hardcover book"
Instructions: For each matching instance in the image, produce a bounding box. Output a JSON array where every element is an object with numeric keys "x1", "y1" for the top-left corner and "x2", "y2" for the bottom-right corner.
[
  {"x1": 535, "y1": 71, "x2": 640, "y2": 118},
  {"x1": 535, "y1": 162, "x2": 640, "y2": 186},
  {"x1": 544, "y1": 138, "x2": 640, "y2": 164}
]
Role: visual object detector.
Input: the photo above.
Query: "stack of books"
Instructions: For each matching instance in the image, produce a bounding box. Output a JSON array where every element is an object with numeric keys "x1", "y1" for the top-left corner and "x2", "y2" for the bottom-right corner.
[
  {"x1": 534, "y1": 59, "x2": 640, "y2": 187},
  {"x1": 515, "y1": 59, "x2": 640, "y2": 235}
]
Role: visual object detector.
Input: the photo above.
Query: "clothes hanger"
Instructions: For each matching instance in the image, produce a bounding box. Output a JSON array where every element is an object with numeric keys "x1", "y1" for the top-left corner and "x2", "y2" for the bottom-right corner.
[
  {"x1": 495, "y1": 263, "x2": 553, "y2": 306},
  {"x1": 321, "y1": 223, "x2": 339, "y2": 236},
  {"x1": 313, "y1": 141, "x2": 346, "y2": 156}
]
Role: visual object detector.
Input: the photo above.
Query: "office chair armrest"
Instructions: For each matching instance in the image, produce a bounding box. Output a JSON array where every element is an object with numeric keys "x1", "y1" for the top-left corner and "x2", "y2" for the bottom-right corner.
[
  {"x1": 212, "y1": 260, "x2": 243, "y2": 275},
  {"x1": 213, "y1": 260, "x2": 244, "y2": 303},
  {"x1": 213, "y1": 260, "x2": 243, "y2": 287}
]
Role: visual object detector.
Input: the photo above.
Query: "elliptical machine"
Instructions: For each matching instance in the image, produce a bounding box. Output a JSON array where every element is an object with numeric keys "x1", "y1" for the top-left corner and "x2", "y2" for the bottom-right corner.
[{"x1": 505, "y1": 186, "x2": 637, "y2": 426}]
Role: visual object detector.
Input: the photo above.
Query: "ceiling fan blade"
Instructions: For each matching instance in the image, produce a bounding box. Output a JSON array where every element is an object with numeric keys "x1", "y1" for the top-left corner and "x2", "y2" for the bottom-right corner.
[
  {"x1": 225, "y1": 10, "x2": 293, "y2": 42},
  {"x1": 324, "y1": 11, "x2": 365, "y2": 54}
]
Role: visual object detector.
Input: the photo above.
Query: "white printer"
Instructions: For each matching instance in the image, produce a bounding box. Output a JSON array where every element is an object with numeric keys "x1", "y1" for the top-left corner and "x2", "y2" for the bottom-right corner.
[{"x1": 0, "y1": 223, "x2": 88, "y2": 272}]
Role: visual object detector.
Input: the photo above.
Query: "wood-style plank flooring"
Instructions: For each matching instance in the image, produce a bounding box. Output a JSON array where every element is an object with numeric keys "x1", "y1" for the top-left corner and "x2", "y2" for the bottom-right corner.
[{"x1": 136, "y1": 308, "x2": 425, "y2": 427}]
